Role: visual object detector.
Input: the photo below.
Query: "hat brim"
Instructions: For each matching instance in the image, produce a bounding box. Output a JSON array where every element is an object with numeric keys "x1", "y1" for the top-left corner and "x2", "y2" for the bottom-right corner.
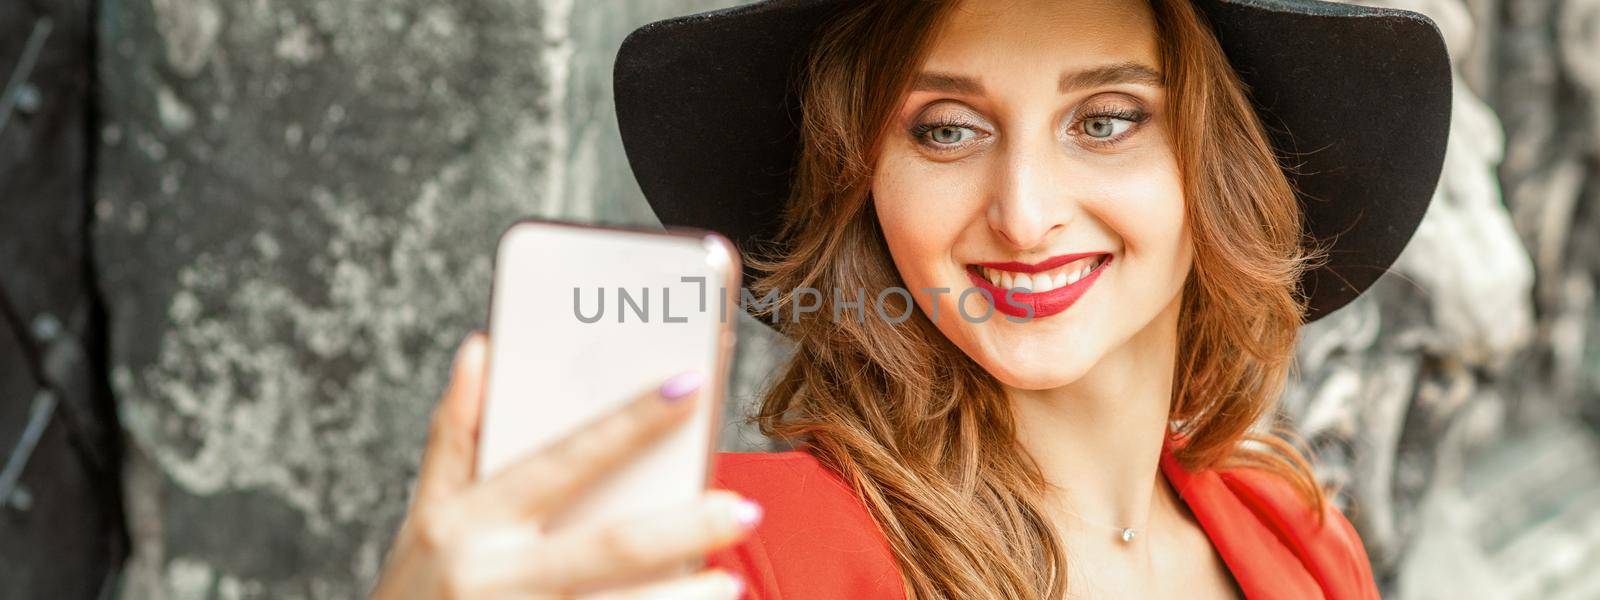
[{"x1": 614, "y1": 0, "x2": 1451, "y2": 324}]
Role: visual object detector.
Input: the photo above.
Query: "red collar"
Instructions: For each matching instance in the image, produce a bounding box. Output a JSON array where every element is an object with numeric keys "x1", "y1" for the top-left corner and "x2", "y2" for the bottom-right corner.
[{"x1": 1160, "y1": 436, "x2": 1379, "y2": 600}]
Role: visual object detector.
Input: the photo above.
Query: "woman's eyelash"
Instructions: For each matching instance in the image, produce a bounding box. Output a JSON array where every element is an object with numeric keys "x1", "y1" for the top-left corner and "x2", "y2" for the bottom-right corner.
[
  {"x1": 910, "y1": 106, "x2": 1150, "y2": 152},
  {"x1": 909, "y1": 118, "x2": 987, "y2": 150},
  {"x1": 1074, "y1": 107, "x2": 1150, "y2": 145},
  {"x1": 1082, "y1": 108, "x2": 1148, "y2": 124}
]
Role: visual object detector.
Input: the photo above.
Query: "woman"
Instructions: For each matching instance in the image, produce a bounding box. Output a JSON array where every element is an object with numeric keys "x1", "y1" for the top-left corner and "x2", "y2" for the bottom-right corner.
[{"x1": 374, "y1": 0, "x2": 1450, "y2": 598}]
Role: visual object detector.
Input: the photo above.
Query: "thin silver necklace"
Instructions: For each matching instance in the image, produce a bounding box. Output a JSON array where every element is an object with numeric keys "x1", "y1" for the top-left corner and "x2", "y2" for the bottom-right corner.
[
  {"x1": 1061, "y1": 508, "x2": 1146, "y2": 543},
  {"x1": 1062, "y1": 486, "x2": 1177, "y2": 547}
]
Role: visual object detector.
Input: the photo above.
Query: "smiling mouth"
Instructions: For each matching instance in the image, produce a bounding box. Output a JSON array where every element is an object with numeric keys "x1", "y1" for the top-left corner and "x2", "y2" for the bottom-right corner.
[
  {"x1": 972, "y1": 253, "x2": 1108, "y2": 293},
  {"x1": 964, "y1": 252, "x2": 1112, "y2": 319}
]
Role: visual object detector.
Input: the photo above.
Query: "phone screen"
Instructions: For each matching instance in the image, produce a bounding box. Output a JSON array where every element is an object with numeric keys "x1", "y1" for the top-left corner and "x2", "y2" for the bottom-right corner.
[{"x1": 477, "y1": 220, "x2": 738, "y2": 532}]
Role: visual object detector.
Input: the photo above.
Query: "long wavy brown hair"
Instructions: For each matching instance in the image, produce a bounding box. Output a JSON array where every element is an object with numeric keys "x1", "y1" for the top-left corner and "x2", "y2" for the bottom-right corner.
[{"x1": 745, "y1": 1, "x2": 1332, "y2": 597}]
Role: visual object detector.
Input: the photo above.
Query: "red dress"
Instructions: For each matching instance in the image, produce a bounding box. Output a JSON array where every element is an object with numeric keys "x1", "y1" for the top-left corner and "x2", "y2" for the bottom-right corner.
[{"x1": 707, "y1": 440, "x2": 1380, "y2": 599}]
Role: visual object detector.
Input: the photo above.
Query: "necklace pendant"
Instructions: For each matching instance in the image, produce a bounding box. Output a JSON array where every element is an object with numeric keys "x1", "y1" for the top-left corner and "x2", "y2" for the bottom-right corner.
[{"x1": 1120, "y1": 528, "x2": 1136, "y2": 543}]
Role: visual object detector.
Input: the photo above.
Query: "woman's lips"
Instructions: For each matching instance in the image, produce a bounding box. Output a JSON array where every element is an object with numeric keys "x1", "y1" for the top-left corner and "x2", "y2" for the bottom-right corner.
[{"x1": 964, "y1": 253, "x2": 1112, "y2": 319}]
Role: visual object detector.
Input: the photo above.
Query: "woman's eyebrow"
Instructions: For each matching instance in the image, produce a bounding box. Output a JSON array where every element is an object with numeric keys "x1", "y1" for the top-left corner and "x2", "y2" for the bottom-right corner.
[
  {"x1": 909, "y1": 62, "x2": 1164, "y2": 96},
  {"x1": 1059, "y1": 62, "x2": 1163, "y2": 92},
  {"x1": 911, "y1": 72, "x2": 984, "y2": 95}
]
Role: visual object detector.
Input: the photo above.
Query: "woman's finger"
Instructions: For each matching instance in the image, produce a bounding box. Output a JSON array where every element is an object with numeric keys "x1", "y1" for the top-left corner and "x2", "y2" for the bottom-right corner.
[
  {"x1": 519, "y1": 490, "x2": 761, "y2": 591},
  {"x1": 461, "y1": 370, "x2": 704, "y2": 520},
  {"x1": 414, "y1": 331, "x2": 490, "y2": 505},
  {"x1": 579, "y1": 570, "x2": 745, "y2": 600}
]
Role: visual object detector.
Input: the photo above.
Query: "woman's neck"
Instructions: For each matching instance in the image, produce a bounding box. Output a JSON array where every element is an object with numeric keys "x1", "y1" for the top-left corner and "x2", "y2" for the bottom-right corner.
[{"x1": 1005, "y1": 292, "x2": 1182, "y2": 538}]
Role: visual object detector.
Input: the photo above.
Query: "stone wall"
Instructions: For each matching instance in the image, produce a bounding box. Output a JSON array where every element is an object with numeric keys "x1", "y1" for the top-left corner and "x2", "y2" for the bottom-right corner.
[
  {"x1": 1278, "y1": 0, "x2": 1600, "y2": 596},
  {"x1": 93, "y1": 0, "x2": 752, "y2": 596}
]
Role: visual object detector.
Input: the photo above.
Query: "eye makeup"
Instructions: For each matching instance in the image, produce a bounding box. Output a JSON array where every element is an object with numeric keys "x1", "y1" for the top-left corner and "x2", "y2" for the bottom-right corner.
[
  {"x1": 905, "y1": 93, "x2": 1155, "y2": 156},
  {"x1": 908, "y1": 102, "x2": 992, "y2": 154},
  {"x1": 1069, "y1": 103, "x2": 1150, "y2": 148}
]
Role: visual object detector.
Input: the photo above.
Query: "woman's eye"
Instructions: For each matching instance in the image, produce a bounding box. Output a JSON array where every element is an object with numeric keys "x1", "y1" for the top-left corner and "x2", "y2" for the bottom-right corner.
[
  {"x1": 1082, "y1": 115, "x2": 1134, "y2": 139},
  {"x1": 925, "y1": 125, "x2": 978, "y2": 145},
  {"x1": 1072, "y1": 104, "x2": 1149, "y2": 146}
]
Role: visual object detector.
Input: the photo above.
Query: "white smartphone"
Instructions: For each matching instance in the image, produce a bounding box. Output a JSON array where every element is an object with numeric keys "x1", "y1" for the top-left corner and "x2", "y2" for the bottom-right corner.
[{"x1": 477, "y1": 219, "x2": 740, "y2": 533}]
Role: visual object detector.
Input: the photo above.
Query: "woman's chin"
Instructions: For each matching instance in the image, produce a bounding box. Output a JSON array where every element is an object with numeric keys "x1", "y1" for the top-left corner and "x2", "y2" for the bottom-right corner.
[{"x1": 973, "y1": 347, "x2": 1097, "y2": 391}]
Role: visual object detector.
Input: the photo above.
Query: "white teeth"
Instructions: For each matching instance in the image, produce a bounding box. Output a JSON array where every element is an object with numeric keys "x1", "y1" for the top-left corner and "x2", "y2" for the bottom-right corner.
[
  {"x1": 1036, "y1": 275, "x2": 1062, "y2": 294},
  {"x1": 1024, "y1": 274, "x2": 1045, "y2": 293},
  {"x1": 978, "y1": 255, "x2": 1107, "y2": 293},
  {"x1": 1065, "y1": 259, "x2": 1093, "y2": 285}
]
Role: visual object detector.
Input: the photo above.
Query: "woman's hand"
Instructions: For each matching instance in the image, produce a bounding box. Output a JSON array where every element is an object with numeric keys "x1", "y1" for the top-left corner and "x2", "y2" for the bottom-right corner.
[{"x1": 371, "y1": 332, "x2": 758, "y2": 599}]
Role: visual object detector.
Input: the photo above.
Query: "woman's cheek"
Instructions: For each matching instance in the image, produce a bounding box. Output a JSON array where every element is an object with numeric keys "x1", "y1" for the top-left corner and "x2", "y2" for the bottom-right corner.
[
  {"x1": 872, "y1": 170, "x2": 929, "y2": 290},
  {"x1": 1098, "y1": 169, "x2": 1189, "y2": 296},
  {"x1": 873, "y1": 159, "x2": 980, "y2": 322},
  {"x1": 875, "y1": 159, "x2": 968, "y2": 266}
]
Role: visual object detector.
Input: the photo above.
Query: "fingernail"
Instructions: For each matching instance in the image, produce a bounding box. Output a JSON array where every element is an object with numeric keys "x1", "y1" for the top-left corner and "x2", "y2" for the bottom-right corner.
[
  {"x1": 452, "y1": 332, "x2": 483, "y2": 369},
  {"x1": 658, "y1": 370, "x2": 705, "y2": 402},
  {"x1": 733, "y1": 498, "x2": 763, "y2": 529}
]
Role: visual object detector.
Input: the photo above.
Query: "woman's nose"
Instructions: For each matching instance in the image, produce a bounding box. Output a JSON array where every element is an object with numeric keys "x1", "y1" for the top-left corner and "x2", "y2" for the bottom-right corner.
[{"x1": 986, "y1": 142, "x2": 1069, "y2": 251}]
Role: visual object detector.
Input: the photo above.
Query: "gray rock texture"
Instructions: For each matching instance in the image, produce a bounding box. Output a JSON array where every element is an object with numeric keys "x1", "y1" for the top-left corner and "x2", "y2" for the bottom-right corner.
[
  {"x1": 1278, "y1": 0, "x2": 1600, "y2": 596},
  {"x1": 93, "y1": 0, "x2": 752, "y2": 597}
]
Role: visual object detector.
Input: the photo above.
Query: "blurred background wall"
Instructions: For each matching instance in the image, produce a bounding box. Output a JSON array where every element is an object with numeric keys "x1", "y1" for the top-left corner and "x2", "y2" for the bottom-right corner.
[
  {"x1": 1278, "y1": 0, "x2": 1600, "y2": 597},
  {"x1": 0, "y1": 1, "x2": 125, "y2": 596},
  {"x1": 0, "y1": 0, "x2": 1586, "y2": 596},
  {"x1": 91, "y1": 0, "x2": 769, "y2": 597}
]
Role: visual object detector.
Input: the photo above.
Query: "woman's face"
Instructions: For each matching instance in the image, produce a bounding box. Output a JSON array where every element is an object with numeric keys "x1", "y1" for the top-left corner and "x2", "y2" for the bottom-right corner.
[{"x1": 872, "y1": 0, "x2": 1191, "y2": 390}]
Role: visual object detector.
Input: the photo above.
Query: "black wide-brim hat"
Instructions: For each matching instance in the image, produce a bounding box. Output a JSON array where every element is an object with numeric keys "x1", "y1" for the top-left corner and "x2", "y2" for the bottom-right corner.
[{"x1": 614, "y1": 0, "x2": 1451, "y2": 323}]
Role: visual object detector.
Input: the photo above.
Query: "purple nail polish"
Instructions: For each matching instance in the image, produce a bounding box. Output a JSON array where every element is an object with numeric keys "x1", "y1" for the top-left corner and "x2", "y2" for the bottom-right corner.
[
  {"x1": 733, "y1": 499, "x2": 763, "y2": 529},
  {"x1": 658, "y1": 370, "x2": 705, "y2": 402}
]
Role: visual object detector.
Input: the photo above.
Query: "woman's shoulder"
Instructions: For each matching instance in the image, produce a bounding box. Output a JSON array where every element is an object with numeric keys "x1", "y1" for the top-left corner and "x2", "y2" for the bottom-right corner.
[
  {"x1": 707, "y1": 450, "x2": 906, "y2": 599},
  {"x1": 710, "y1": 450, "x2": 850, "y2": 496},
  {"x1": 1217, "y1": 465, "x2": 1378, "y2": 595}
]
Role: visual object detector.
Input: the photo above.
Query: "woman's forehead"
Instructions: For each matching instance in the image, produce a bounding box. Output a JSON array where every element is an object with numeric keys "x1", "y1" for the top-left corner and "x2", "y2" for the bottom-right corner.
[{"x1": 920, "y1": 0, "x2": 1161, "y2": 83}]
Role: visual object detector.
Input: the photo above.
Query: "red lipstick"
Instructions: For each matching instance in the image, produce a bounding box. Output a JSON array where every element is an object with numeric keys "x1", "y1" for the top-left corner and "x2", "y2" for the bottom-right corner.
[{"x1": 966, "y1": 252, "x2": 1111, "y2": 319}]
